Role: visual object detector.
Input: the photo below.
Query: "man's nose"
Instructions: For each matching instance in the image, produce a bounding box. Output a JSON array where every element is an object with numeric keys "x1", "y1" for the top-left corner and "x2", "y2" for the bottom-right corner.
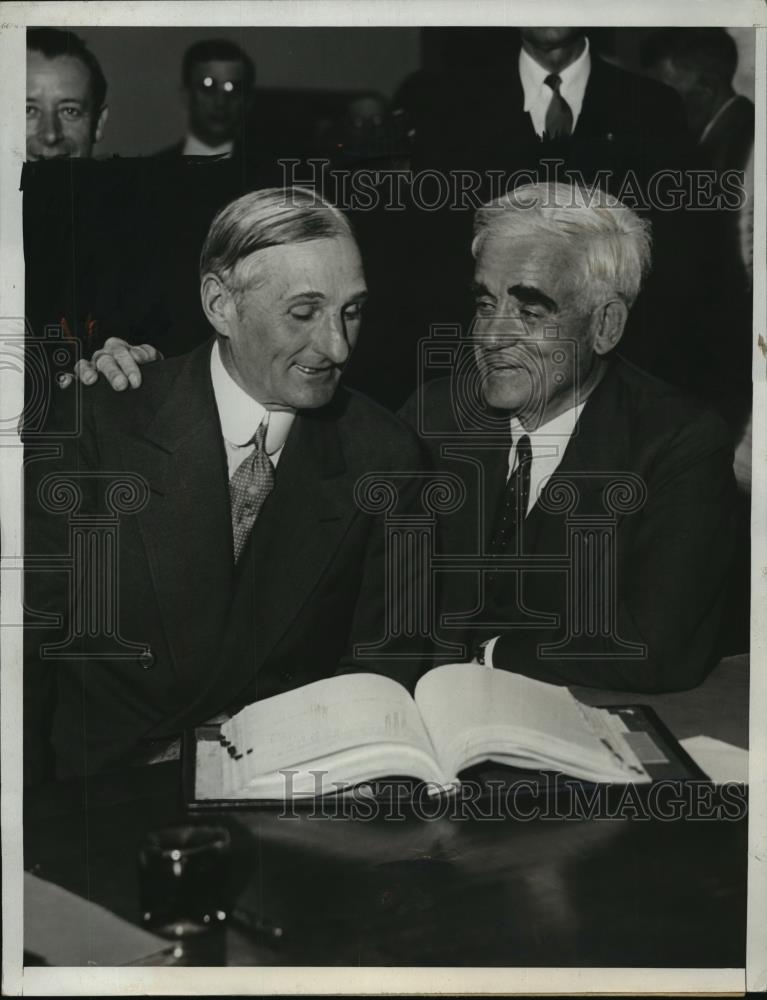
[
  {"x1": 477, "y1": 314, "x2": 528, "y2": 349},
  {"x1": 39, "y1": 109, "x2": 64, "y2": 146},
  {"x1": 314, "y1": 314, "x2": 351, "y2": 365}
]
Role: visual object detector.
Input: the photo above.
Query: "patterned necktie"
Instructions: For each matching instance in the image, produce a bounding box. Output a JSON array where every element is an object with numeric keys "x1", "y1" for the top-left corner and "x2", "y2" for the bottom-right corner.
[
  {"x1": 487, "y1": 435, "x2": 532, "y2": 585},
  {"x1": 544, "y1": 73, "x2": 573, "y2": 139},
  {"x1": 229, "y1": 421, "x2": 275, "y2": 563}
]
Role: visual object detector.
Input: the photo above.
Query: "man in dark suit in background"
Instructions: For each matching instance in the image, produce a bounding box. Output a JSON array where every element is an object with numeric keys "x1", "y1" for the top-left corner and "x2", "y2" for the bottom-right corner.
[
  {"x1": 402, "y1": 183, "x2": 737, "y2": 693},
  {"x1": 155, "y1": 38, "x2": 255, "y2": 158},
  {"x1": 24, "y1": 188, "x2": 424, "y2": 782}
]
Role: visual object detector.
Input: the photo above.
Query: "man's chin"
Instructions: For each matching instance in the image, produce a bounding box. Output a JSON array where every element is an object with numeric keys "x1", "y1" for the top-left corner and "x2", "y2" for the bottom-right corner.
[
  {"x1": 283, "y1": 378, "x2": 340, "y2": 411},
  {"x1": 479, "y1": 370, "x2": 535, "y2": 413}
]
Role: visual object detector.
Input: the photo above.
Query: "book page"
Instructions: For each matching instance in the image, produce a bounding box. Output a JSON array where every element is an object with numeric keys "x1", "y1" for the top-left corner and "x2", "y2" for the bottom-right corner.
[
  {"x1": 217, "y1": 671, "x2": 441, "y2": 792},
  {"x1": 415, "y1": 663, "x2": 636, "y2": 780}
]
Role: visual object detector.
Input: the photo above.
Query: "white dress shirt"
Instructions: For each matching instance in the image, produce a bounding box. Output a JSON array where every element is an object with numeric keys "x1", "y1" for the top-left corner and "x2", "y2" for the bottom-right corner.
[
  {"x1": 481, "y1": 400, "x2": 586, "y2": 668},
  {"x1": 508, "y1": 401, "x2": 586, "y2": 516},
  {"x1": 210, "y1": 341, "x2": 295, "y2": 477},
  {"x1": 182, "y1": 134, "x2": 234, "y2": 158},
  {"x1": 518, "y1": 36, "x2": 591, "y2": 138}
]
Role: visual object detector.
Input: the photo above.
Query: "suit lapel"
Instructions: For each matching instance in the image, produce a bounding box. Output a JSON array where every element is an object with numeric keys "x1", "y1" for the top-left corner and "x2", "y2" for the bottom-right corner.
[
  {"x1": 524, "y1": 362, "x2": 630, "y2": 553},
  {"x1": 573, "y1": 56, "x2": 616, "y2": 141},
  {"x1": 120, "y1": 341, "x2": 234, "y2": 690},
  {"x1": 243, "y1": 399, "x2": 356, "y2": 669}
]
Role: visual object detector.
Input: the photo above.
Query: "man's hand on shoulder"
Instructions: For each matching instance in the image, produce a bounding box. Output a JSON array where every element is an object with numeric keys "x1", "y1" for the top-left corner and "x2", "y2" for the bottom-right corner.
[{"x1": 59, "y1": 337, "x2": 163, "y2": 392}]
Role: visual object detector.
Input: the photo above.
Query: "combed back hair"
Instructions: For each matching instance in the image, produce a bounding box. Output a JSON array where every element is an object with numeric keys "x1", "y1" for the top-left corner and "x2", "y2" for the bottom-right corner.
[
  {"x1": 640, "y1": 28, "x2": 738, "y2": 88},
  {"x1": 472, "y1": 182, "x2": 652, "y2": 309},
  {"x1": 182, "y1": 38, "x2": 256, "y2": 91},
  {"x1": 199, "y1": 187, "x2": 354, "y2": 289},
  {"x1": 27, "y1": 27, "x2": 107, "y2": 111}
]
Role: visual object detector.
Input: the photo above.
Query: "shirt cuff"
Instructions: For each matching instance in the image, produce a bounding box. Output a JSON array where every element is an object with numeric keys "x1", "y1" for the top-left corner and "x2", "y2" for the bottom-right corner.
[
  {"x1": 474, "y1": 635, "x2": 500, "y2": 668},
  {"x1": 485, "y1": 635, "x2": 500, "y2": 668}
]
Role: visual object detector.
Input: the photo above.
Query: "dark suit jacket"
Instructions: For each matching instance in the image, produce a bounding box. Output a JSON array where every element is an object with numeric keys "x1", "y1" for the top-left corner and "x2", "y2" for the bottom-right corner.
[
  {"x1": 401, "y1": 356, "x2": 737, "y2": 693},
  {"x1": 24, "y1": 341, "x2": 425, "y2": 781},
  {"x1": 411, "y1": 50, "x2": 688, "y2": 178}
]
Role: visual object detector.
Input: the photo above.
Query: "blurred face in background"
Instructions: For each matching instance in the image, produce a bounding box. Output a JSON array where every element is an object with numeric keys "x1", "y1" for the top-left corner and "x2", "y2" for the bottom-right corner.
[
  {"x1": 647, "y1": 58, "x2": 716, "y2": 138},
  {"x1": 519, "y1": 28, "x2": 585, "y2": 54},
  {"x1": 26, "y1": 50, "x2": 107, "y2": 159},
  {"x1": 186, "y1": 58, "x2": 248, "y2": 146}
]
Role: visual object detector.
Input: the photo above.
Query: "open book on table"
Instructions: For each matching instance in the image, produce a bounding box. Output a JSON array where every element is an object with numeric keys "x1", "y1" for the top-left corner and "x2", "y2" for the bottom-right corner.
[{"x1": 192, "y1": 663, "x2": 652, "y2": 802}]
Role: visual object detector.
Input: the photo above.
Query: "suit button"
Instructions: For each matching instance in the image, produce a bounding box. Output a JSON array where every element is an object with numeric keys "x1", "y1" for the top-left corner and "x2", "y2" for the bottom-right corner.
[
  {"x1": 139, "y1": 647, "x2": 155, "y2": 670},
  {"x1": 282, "y1": 670, "x2": 293, "y2": 684}
]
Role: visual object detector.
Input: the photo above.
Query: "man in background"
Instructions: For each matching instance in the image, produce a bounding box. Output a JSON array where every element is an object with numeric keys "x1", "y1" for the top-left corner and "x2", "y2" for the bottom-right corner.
[
  {"x1": 156, "y1": 38, "x2": 255, "y2": 157},
  {"x1": 641, "y1": 27, "x2": 754, "y2": 173},
  {"x1": 26, "y1": 27, "x2": 108, "y2": 160}
]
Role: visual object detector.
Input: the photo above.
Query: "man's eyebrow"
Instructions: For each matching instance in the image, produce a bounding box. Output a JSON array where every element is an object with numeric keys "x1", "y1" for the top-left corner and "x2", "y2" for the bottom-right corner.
[
  {"x1": 285, "y1": 290, "x2": 369, "y2": 303},
  {"x1": 508, "y1": 284, "x2": 558, "y2": 312},
  {"x1": 471, "y1": 281, "x2": 495, "y2": 298}
]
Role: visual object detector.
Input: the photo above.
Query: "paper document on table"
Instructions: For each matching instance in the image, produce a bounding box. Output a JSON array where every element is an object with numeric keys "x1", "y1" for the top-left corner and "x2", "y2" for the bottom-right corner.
[
  {"x1": 680, "y1": 735, "x2": 749, "y2": 784},
  {"x1": 24, "y1": 872, "x2": 168, "y2": 966}
]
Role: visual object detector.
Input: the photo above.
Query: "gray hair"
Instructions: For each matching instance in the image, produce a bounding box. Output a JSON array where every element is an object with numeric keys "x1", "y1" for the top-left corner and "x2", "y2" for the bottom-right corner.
[
  {"x1": 472, "y1": 182, "x2": 653, "y2": 309},
  {"x1": 199, "y1": 187, "x2": 354, "y2": 289}
]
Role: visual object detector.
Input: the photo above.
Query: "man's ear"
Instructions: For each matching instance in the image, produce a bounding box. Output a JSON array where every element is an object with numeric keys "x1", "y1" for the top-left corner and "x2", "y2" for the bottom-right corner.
[
  {"x1": 591, "y1": 298, "x2": 628, "y2": 356},
  {"x1": 201, "y1": 273, "x2": 236, "y2": 338},
  {"x1": 94, "y1": 105, "x2": 108, "y2": 144}
]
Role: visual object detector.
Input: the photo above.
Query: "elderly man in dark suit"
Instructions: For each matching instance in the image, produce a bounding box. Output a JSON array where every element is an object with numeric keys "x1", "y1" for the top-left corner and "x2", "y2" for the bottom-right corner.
[
  {"x1": 24, "y1": 188, "x2": 424, "y2": 782},
  {"x1": 65, "y1": 184, "x2": 738, "y2": 698},
  {"x1": 402, "y1": 182, "x2": 737, "y2": 693}
]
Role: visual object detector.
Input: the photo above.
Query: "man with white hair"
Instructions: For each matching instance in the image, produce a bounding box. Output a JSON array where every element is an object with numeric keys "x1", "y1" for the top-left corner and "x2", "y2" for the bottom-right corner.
[
  {"x1": 404, "y1": 182, "x2": 737, "y2": 692},
  {"x1": 24, "y1": 187, "x2": 424, "y2": 781},
  {"x1": 69, "y1": 183, "x2": 737, "y2": 694}
]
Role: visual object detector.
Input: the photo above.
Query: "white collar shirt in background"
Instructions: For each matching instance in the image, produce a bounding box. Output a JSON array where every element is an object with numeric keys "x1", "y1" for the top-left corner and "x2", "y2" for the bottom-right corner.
[
  {"x1": 518, "y1": 36, "x2": 591, "y2": 137},
  {"x1": 182, "y1": 134, "x2": 235, "y2": 158}
]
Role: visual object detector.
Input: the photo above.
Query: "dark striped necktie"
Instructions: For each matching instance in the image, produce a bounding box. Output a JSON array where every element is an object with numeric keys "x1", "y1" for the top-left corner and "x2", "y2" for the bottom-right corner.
[
  {"x1": 488, "y1": 434, "x2": 533, "y2": 562},
  {"x1": 544, "y1": 73, "x2": 573, "y2": 139}
]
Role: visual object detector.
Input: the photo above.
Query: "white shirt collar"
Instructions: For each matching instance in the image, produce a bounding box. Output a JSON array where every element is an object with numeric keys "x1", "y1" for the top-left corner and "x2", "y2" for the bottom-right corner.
[
  {"x1": 510, "y1": 399, "x2": 585, "y2": 446},
  {"x1": 518, "y1": 36, "x2": 591, "y2": 131},
  {"x1": 182, "y1": 134, "x2": 234, "y2": 158},
  {"x1": 210, "y1": 340, "x2": 294, "y2": 457}
]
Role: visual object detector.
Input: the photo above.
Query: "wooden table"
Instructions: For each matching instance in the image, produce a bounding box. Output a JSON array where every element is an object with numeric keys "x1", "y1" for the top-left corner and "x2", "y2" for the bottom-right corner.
[{"x1": 23, "y1": 656, "x2": 749, "y2": 968}]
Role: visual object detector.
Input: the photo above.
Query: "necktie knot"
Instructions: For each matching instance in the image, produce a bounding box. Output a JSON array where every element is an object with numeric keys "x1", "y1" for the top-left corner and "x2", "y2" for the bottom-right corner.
[
  {"x1": 544, "y1": 73, "x2": 562, "y2": 93},
  {"x1": 250, "y1": 420, "x2": 268, "y2": 452},
  {"x1": 543, "y1": 73, "x2": 573, "y2": 139},
  {"x1": 515, "y1": 433, "x2": 532, "y2": 468}
]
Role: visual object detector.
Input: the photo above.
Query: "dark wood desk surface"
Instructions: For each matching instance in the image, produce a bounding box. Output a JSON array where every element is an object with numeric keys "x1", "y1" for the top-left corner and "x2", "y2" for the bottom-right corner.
[{"x1": 23, "y1": 656, "x2": 749, "y2": 968}]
